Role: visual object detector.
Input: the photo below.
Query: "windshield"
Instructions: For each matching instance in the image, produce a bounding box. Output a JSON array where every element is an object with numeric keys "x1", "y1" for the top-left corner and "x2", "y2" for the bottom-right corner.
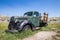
[
  {"x1": 24, "y1": 12, "x2": 33, "y2": 16},
  {"x1": 24, "y1": 11, "x2": 39, "y2": 16}
]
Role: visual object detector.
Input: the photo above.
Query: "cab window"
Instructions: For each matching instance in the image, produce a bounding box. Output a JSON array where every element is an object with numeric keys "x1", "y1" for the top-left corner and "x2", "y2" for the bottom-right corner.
[
  {"x1": 34, "y1": 12, "x2": 39, "y2": 16},
  {"x1": 24, "y1": 12, "x2": 33, "y2": 16}
]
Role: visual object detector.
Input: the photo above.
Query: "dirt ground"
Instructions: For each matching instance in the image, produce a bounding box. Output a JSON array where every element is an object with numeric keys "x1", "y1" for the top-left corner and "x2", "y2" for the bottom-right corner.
[{"x1": 22, "y1": 31, "x2": 57, "y2": 40}]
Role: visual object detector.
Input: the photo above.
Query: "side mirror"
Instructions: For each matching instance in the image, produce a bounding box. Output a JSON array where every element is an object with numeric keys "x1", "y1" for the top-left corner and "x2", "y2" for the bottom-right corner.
[{"x1": 33, "y1": 15, "x2": 36, "y2": 17}]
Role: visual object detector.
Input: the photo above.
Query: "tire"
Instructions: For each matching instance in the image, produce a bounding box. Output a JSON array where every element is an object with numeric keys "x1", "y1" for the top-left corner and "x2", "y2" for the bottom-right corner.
[
  {"x1": 44, "y1": 23, "x2": 48, "y2": 26},
  {"x1": 8, "y1": 24, "x2": 14, "y2": 30},
  {"x1": 22, "y1": 25, "x2": 31, "y2": 31},
  {"x1": 8, "y1": 21, "x2": 15, "y2": 30},
  {"x1": 8, "y1": 24, "x2": 12, "y2": 30}
]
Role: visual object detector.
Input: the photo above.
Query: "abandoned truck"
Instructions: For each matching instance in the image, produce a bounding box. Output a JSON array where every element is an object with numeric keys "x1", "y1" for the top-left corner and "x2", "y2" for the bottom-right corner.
[{"x1": 7, "y1": 11, "x2": 48, "y2": 32}]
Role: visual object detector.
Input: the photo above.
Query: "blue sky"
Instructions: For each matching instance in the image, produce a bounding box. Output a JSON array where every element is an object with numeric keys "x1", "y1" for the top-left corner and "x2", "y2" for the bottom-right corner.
[{"x1": 0, "y1": 0, "x2": 60, "y2": 17}]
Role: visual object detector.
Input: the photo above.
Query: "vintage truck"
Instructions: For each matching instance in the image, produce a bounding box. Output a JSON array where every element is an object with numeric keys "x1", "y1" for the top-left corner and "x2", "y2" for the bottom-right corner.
[{"x1": 7, "y1": 11, "x2": 48, "y2": 32}]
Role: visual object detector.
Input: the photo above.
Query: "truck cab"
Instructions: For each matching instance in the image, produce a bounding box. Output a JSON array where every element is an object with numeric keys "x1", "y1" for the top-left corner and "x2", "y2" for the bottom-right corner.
[{"x1": 24, "y1": 11, "x2": 41, "y2": 27}]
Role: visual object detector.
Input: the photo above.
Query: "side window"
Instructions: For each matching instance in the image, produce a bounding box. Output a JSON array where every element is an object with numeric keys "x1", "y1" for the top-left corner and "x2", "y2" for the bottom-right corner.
[
  {"x1": 24, "y1": 12, "x2": 33, "y2": 16},
  {"x1": 34, "y1": 12, "x2": 39, "y2": 16}
]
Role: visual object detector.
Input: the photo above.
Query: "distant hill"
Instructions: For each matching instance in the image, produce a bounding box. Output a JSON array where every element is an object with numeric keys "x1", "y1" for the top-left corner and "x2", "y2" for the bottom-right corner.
[
  {"x1": 0, "y1": 15, "x2": 9, "y2": 20},
  {"x1": 49, "y1": 17, "x2": 60, "y2": 21}
]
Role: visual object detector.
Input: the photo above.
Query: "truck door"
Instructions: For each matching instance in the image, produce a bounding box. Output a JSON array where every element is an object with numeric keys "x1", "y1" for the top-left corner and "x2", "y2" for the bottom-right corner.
[{"x1": 32, "y1": 12, "x2": 40, "y2": 26}]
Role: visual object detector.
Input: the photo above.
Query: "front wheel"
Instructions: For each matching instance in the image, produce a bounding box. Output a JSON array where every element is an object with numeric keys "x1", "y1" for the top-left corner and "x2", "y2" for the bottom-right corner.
[{"x1": 22, "y1": 25, "x2": 31, "y2": 31}]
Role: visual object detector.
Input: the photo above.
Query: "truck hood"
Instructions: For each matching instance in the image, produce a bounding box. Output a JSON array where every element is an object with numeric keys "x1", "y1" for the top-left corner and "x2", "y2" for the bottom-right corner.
[{"x1": 15, "y1": 16, "x2": 30, "y2": 22}]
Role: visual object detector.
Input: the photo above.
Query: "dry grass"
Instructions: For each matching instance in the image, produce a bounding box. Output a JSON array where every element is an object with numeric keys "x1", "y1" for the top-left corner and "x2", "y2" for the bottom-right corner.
[
  {"x1": 0, "y1": 22, "x2": 60, "y2": 40},
  {"x1": 0, "y1": 22, "x2": 38, "y2": 40}
]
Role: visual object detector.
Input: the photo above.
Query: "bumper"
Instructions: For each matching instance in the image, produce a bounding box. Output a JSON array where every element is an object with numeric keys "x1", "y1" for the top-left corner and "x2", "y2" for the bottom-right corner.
[{"x1": 5, "y1": 29, "x2": 18, "y2": 33}]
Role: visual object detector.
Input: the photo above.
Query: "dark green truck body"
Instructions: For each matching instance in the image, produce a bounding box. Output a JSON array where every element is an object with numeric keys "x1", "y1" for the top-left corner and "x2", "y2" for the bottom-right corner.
[
  {"x1": 14, "y1": 11, "x2": 41, "y2": 27},
  {"x1": 8, "y1": 11, "x2": 48, "y2": 32}
]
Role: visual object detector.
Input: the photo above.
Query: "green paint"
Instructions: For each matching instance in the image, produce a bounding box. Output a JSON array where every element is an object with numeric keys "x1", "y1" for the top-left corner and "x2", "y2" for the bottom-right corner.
[{"x1": 10, "y1": 11, "x2": 41, "y2": 26}]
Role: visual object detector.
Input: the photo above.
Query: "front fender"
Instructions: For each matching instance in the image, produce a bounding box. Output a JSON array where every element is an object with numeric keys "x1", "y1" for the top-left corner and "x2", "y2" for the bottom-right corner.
[
  {"x1": 20, "y1": 20, "x2": 28, "y2": 27},
  {"x1": 18, "y1": 20, "x2": 29, "y2": 30}
]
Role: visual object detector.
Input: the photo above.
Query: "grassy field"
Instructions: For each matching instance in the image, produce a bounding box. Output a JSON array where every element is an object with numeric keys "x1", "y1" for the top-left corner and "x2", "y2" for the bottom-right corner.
[
  {"x1": 41, "y1": 22, "x2": 60, "y2": 31},
  {"x1": 0, "y1": 22, "x2": 40, "y2": 40},
  {"x1": 0, "y1": 22, "x2": 60, "y2": 40}
]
